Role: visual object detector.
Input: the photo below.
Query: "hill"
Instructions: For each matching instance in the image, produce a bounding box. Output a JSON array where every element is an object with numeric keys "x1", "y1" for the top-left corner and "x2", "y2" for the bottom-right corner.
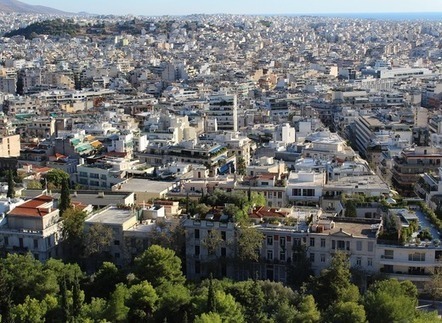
[{"x1": 0, "y1": 0, "x2": 70, "y2": 15}]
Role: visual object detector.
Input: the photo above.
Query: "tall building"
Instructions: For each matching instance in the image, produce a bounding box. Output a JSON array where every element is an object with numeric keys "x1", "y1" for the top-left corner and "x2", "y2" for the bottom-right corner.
[{"x1": 206, "y1": 93, "x2": 238, "y2": 132}]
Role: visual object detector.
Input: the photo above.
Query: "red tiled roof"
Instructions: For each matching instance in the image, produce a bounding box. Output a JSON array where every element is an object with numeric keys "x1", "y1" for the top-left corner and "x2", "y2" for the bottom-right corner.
[{"x1": 8, "y1": 195, "x2": 55, "y2": 217}]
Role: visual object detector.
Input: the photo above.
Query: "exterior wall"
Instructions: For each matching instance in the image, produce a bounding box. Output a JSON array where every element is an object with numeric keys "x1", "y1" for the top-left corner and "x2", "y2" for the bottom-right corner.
[{"x1": 0, "y1": 135, "x2": 20, "y2": 157}]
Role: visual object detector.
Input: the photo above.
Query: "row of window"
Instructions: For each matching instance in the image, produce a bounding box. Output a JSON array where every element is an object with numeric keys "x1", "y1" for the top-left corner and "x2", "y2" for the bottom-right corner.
[
  {"x1": 194, "y1": 229, "x2": 227, "y2": 241},
  {"x1": 291, "y1": 189, "x2": 316, "y2": 196},
  {"x1": 79, "y1": 172, "x2": 107, "y2": 180}
]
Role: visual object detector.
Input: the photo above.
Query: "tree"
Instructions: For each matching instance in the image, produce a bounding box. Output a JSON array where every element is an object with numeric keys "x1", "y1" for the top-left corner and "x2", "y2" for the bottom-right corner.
[
  {"x1": 424, "y1": 268, "x2": 442, "y2": 304},
  {"x1": 194, "y1": 312, "x2": 222, "y2": 323},
  {"x1": 294, "y1": 294, "x2": 321, "y2": 323},
  {"x1": 155, "y1": 282, "x2": 191, "y2": 323},
  {"x1": 10, "y1": 296, "x2": 47, "y2": 323},
  {"x1": 272, "y1": 301, "x2": 298, "y2": 323},
  {"x1": 227, "y1": 279, "x2": 266, "y2": 322},
  {"x1": 6, "y1": 170, "x2": 14, "y2": 198},
  {"x1": 59, "y1": 177, "x2": 71, "y2": 216},
  {"x1": 311, "y1": 252, "x2": 360, "y2": 310},
  {"x1": 236, "y1": 225, "x2": 264, "y2": 263},
  {"x1": 134, "y1": 245, "x2": 185, "y2": 288},
  {"x1": 236, "y1": 157, "x2": 246, "y2": 175},
  {"x1": 26, "y1": 180, "x2": 42, "y2": 189},
  {"x1": 105, "y1": 283, "x2": 129, "y2": 322},
  {"x1": 81, "y1": 297, "x2": 107, "y2": 322},
  {"x1": 88, "y1": 262, "x2": 124, "y2": 299},
  {"x1": 323, "y1": 301, "x2": 366, "y2": 323},
  {"x1": 62, "y1": 207, "x2": 87, "y2": 261},
  {"x1": 287, "y1": 244, "x2": 314, "y2": 289},
  {"x1": 207, "y1": 274, "x2": 216, "y2": 312},
  {"x1": 45, "y1": 169, "x2": 69, "y2": 190},
  {"x1": 364, "y1": 279, "x2": 418, "y2": 323},
  {"x1": 84, "y1": 223, "x2": 113, "y2": 257},
  {"x1": 212, "y1": 290, "x2": 245, "y2": 323},
  {"x1": 0, "y1": 253, "x2": 58, "y2": 305},
  {"x1": 126, "y1": 281, "x2": 158, "y2": 322}
]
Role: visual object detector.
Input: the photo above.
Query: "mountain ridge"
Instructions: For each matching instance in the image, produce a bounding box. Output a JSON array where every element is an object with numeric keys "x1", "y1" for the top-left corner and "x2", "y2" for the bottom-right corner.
[{"x1": 0, "y1": 0, "x2": 70, "y2": 15}]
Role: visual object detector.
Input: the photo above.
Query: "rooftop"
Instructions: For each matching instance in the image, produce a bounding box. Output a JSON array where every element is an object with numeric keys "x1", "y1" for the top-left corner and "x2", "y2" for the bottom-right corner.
[
  {"x1": 8, "y1": 195, "x2": 54, "y2": 217},
  {"x1": 86, "y1": 205, "x2": 135, "y2": 225}
]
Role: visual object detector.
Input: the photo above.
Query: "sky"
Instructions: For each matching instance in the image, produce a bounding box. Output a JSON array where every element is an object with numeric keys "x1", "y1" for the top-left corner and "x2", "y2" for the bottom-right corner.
[{"x1": 22, "y1": 0, "x2": 442, "y2": 16}]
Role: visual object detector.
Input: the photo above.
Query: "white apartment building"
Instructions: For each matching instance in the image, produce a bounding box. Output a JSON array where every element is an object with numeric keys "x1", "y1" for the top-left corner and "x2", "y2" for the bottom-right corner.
[
  {"x1": 0, "y1": 195, "x2": 62, "y2": 261},
  {"x1": 206, "y1": 93, "x2": 238, "y2": 132}
]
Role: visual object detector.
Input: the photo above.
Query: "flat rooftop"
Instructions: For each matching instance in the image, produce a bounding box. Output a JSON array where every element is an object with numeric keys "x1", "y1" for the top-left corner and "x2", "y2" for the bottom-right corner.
[
  {"x1": 86, "y1": 206, "x2": 135, "y2": 225},
  {"x1": 117, "y1": 178, "x2": 175, "y2": 194},
  {"x1": 328, "y1": 221, "x2": 378, "y2": 239}
]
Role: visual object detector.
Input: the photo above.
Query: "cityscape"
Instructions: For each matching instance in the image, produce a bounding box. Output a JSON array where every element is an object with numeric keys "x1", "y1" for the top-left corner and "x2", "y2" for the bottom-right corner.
[{"x1": 1, "y1": 0, "x2": 442, "y2": 322}]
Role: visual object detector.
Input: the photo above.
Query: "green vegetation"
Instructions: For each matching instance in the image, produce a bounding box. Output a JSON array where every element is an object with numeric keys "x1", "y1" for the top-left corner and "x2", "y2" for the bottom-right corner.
[
  {"x1": 0, "y1": 249, "x2": 438, "y2": 323},
  {"x1": 5, "y1": 19, "x2": 80, "y2": 39},
  {"x1": 44, "y1": 169, "x2": 70, "y2": 190},
  {"x1": 419, "y1": 201, "x2": 442, "y2": 231},
  {"x1": 199, "y1": 189, "x2": 265, "y2": 222}
]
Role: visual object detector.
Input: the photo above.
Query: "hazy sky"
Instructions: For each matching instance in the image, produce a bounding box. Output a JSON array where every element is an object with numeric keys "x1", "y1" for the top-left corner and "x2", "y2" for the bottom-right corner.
[{"x1": 23, "y1": 0, "x2": 442, "y2": 16}]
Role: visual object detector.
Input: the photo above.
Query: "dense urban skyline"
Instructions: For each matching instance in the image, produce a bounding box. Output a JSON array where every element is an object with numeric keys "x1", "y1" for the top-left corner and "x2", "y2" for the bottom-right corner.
[{"x1": 23, "y1": 0, "x2": 442, "y2": 16}]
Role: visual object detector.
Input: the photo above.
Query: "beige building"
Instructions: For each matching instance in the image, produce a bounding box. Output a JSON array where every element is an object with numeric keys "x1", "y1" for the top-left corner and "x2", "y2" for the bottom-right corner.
[{"x1": 0, "y1": 134, "x2": 20, "y2": 157}]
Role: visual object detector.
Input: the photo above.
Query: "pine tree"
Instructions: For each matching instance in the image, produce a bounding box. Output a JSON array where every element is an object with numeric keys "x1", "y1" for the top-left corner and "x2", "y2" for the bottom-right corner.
[
  {"x1": 207, "y1": 274, "x2": 216, "y2": 313},
  {"x1": 6, "y1": 170, "x2": 14, "y2": 199},
  {"x1": 60, "y1": 278, "x2": 70, "y2": 322},
  {"x1": 59, "y1": 178, "x2": 71, "y2": 216},
  {"x1": 72, "y1": 275, "x2": 82, "y2": 320}
]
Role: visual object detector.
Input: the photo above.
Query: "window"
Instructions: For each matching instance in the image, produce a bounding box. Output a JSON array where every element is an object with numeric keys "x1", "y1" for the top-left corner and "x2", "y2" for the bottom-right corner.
[
  {"x1": 310, "y1": 237, "x2": 315, "y2": 247},
  {"x1": 309, "y1": 253, "x2": 315, "y2": 262},
  {"x1": 280, "y1": 237, "x2": 286, "y2": 247},
  {"x1": 221, "y1": 231, "x2": 226, "y2": 241},
  {"x1": 114, "y1": 240, "x2": 120, "y2": 246},
  {"x1": 280, "y1": 251, "x2": 286, "y2": 261},
  {"x1": 367, "y1": 258, "x2": 373, "y2": 267},
  {"x1": 292, "y1": 188, "x2": 302, "y2": 196},
  {"x1": 303, "y1": 189, "x2": 315, "y2": 196},
  {"x1": 332, "y1": 240, "x2": 336, "y2": 249},
  {"x1": 320, "y1": 238, "x2": 326, "y2": 248},
  {"x1": 409, "y1": 252, "x2": 426, "y2": 261},
  {"x1": 356, "y1": 241, "x2": 362, "y2": 251},
  {"x1": 384, "y1": 250, "x2": 394, "y2": 259},
  {"x1": 101, "y1": 174, "x2": 107, "y2": 180},
  {"x1": 356, "y1": 257, "x2": 362, "y2": 266},
  {"x1": 221, "y1": 247, "x2": 226, "y2": 257},
  {"x1": 4, "y1": 236, "x2": 8, "y2": 246},
  {"x1": 33, "y1": 239, "x2": 38, "y2": 249},
  {"x1": 267, "y1": 235, "x2": 273, "y2": 246},
  {"x1": 293, "y1": 238, "x2": 301, "y2": 246},
  {"x1": 320, "y1": 254, "x2": 326, "y2": 263},
  {"x1": 194, "y1": 229, "x2": 200, "y2": 239},
  {"x1": 337, "y1": 240, "x2": 346, "y2": 250},
  {"x1": 267, "y1": 250, "x2": 273, "y2": 261},
  {"x1": 368, "y1": 242, "x2": 374, "y2": 252},
  {"x1": 195, "y1": 245, "x2": 200, "y2": 256},
  {"x1": 79, "y1": 172, "x2": 88, "y2": 178}
]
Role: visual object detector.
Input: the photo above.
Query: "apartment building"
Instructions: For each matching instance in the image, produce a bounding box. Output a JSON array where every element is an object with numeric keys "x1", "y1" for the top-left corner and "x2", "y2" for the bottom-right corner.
[
  {"x1": 0, "y1": 134, "x2": 20, "y2": 157},
  {"x1": 206, "y1": 93, "x2": 238, "y2": 132},
  {"x1": 0, "y1": 195, "x2": 62, "y2": 261}
]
